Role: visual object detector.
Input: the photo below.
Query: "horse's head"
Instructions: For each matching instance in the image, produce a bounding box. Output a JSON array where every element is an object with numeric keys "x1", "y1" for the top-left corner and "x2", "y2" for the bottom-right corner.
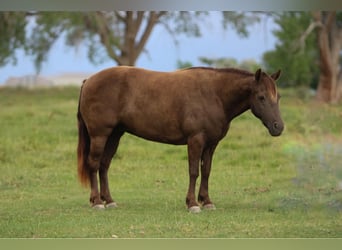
[{"x1": 250, "y1": 69, "x2": 284, "y2": 136}]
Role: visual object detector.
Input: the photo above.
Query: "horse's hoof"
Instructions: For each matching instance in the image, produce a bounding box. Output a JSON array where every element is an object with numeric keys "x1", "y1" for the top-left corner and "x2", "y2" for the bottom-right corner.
[
  {"x1": 106, "y1": 202, "x2": 118, "y2": 209},
  {"x1": 203, "y1": 203, "x2": 216, "y2": 210},
  {"x1": 188, "y1": 206, "x2": 201, "y2": 213},
  {"x1": 92, "y1": 204, "x2": 105, "y2": 210}
]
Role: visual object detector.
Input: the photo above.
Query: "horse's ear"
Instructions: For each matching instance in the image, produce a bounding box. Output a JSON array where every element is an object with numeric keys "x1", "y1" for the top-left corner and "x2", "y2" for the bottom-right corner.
[
  {"x1": 255, "y1": 68, "x2": 262, "y2": 82},
  {"x1": 271, "y1": 70, "x2": 281, "y2": 81}
]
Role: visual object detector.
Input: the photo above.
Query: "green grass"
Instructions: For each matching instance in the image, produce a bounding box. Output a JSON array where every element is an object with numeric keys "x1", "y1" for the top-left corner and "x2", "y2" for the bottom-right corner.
[{"x1": 0, "y1": 86, "x2": 342, "y2": 238}]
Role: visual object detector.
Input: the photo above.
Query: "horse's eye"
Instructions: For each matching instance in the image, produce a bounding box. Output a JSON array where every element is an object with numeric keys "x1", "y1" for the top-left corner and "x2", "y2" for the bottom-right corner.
[{"x1": 258, "y1": 95, "x2": 265, "y2": 102}]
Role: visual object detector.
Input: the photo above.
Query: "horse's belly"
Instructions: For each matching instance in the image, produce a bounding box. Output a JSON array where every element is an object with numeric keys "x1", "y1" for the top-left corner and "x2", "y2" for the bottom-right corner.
[
  {"x1": 121, "y1": 113, "x2": 187, "y2": 145},
  {"x1": 125, "y1": 126, "x2": 187, "y2": 145}
]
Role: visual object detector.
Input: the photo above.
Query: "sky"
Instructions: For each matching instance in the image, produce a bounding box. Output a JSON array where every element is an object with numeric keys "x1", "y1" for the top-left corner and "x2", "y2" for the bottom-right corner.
[{"x1": 0, "y1": 13, "x2": 278, "y2": 85}]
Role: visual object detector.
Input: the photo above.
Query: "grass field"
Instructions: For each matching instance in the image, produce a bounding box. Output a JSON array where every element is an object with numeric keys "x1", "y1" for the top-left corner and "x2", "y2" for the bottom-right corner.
[{"x1": 0, "y1": 86, "x2": 341, "y2": 238}]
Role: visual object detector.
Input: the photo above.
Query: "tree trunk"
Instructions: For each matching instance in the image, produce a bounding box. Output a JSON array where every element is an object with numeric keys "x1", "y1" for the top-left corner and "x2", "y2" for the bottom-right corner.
[
  {"x1": 119, "y1": 11, "x2": 163, "y2": 66},
  {"x1": 313, "y1": 11, "x2": 342, "y2": 103},
  {"x1": 94, "y1": 11, "x2": 165, "y2": 66}
]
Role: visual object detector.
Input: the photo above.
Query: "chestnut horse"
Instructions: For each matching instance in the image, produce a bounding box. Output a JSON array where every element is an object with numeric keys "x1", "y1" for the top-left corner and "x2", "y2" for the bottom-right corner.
[{"x1": 77, "y1": 66, "x2": 284, "y2": 213}]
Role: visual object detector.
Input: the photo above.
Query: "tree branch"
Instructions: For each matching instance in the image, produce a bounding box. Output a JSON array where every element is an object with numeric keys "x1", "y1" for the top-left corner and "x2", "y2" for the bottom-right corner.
[
  {"x1": 134, "y1": 11, "x2": 160, "y2": 62},
  {"x1": 325, "y1": 11, "x2": 336, "y2": 31},
  {"x1": 157, "y1": 11, "x2": 168, "y2": 19},
  {"x1": 135, "y1": 11, "x2": 144, "y2": 31},
  {"x1": 158, "y1": 20, "x2": 179, "y2": 46},
  {"x1": 94, "y1": 12, "x2": 122, "y2": 64},
  {"x1": 114, "y1": 11, "x2": 125, "y2": 22},
  {"x1": 297, "y1": 20, "x2": 322, "y2": 50}
]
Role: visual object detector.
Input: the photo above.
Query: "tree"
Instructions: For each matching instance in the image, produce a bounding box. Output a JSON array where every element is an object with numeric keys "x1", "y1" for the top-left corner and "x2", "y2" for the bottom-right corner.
[
  {"x1": 310, "y1": 11, "x2": 342, "y2": 103},
  {"x1": 0, "y1": 12, "x2": 27, "y2": 66},
  {"x1": 262, "y1": 12, "x2": 319, "y2": 88},
  {"x1": 263, "y1": 11, "x2": 342, "y2": 103},
  {"x1": 1, "y1": 11, "x2": 262, "y2": 74},
  {"x1": 23, "y1": 11, "x2": 208, "y2": 72}
]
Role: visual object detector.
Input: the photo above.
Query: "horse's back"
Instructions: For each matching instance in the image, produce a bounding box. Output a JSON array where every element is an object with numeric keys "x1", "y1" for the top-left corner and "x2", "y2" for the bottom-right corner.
[{"x1": 81, "y1": 66, "x2": 206, "y2": 111}]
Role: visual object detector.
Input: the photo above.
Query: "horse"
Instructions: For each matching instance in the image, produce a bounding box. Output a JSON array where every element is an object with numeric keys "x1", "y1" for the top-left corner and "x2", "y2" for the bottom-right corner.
[{"x1": 77, "y1": 66, "x2": 284, "y2": 213}]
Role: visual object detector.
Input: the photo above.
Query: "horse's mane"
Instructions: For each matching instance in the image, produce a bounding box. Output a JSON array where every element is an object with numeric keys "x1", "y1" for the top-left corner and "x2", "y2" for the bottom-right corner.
[{"x1": 183, "y1": 67, "x2": 254, "y2": 77}]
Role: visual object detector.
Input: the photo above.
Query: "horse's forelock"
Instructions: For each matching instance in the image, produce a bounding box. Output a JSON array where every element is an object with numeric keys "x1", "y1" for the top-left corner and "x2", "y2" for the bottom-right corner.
[{"x1": 264, "y1": 74, "x2": 278, "y2": 102}]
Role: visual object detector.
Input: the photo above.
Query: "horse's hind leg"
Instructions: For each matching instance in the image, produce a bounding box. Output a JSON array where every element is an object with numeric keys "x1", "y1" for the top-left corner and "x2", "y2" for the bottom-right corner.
[
  {"x1": 88, "y1": 135, "x2": 108, "y2": 208},
  {"x1": 99, "y1": 129, "x2": 124, "y2": 208}
]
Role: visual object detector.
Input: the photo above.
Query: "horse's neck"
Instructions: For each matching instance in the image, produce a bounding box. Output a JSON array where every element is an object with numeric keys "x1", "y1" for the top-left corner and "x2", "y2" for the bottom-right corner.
[{"x1": 216, "y1": 74, "x2": 253, "y2": 121}]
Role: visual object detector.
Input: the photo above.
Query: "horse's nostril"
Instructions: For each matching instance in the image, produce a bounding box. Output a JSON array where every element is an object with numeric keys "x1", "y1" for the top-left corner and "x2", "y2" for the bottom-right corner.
[
  {"x1": 274, "y1": 122, "x2": 278, "y2": 129},
  {"x1": 273, "y1": 121, "x2": 284, "y2": 132}
]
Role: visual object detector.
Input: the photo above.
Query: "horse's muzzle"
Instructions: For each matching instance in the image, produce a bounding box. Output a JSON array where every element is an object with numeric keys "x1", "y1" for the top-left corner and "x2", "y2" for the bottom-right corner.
[{"x1": 268, "y1": 121, "x2": 284, "y2": 136}]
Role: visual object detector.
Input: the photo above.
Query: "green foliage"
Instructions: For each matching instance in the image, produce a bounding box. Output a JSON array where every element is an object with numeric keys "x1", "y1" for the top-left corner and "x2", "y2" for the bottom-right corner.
[
  {"x1": 162, "y1": 11, "x2": 209, "y2": 37},
  {"x1": 0, "y1": 86, "x2": 342, "y2": 238},
  {"x1": 198, "y1": 56, "x2": 261, "y2": 72},
  {"x1": 222, "y1": 12, "x2": 261, "y2": 38},
  {"x1": 262, "y1": 12, "x2": 319, "y2": 88},
  {"x1": 27, "y1": 12, "x2": 74, "y2": 73},
  {"x1": 199, "y1": 57, "x2": 238, "y2": 68},
  {"x1": 176, "y1": 60, "x2": 193, "y2": 69},
  {"x1": 0, "y1": 12, "x2": 27, "y2": 66},
  {"x1": 240, "y1": 59, "x2": 261, "y2": 72}
]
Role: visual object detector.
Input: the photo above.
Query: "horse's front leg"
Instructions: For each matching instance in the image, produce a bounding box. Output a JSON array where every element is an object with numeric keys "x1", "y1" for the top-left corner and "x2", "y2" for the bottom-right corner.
[
  {"x1": 198, "y1": 143, "x2": 218, "y2": 210},
  {"x1": 186, "y1": 133, "x2": 205, "y2": 213}
]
